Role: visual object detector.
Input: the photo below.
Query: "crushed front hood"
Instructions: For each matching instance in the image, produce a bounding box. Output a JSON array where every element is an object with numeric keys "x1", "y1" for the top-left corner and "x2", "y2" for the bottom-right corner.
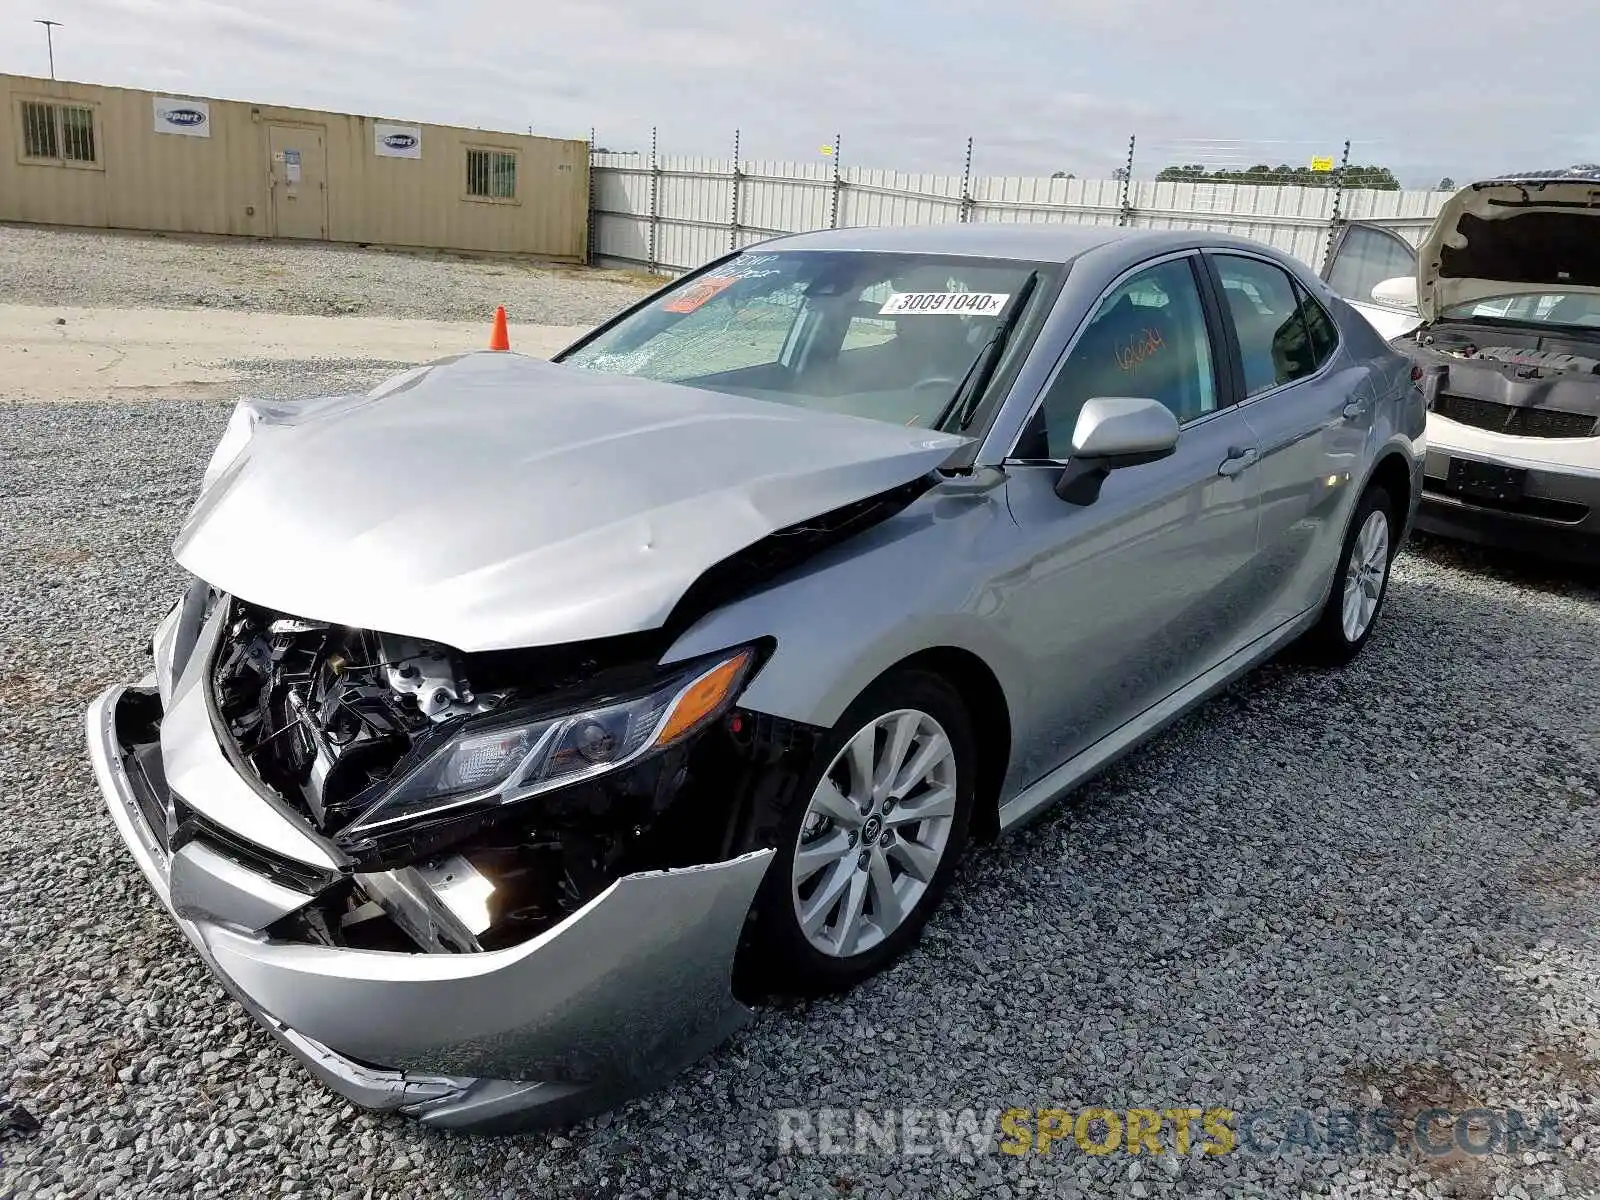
[
  {"x1": 1420, "y1": 176, "x2": 1600, "y2": 321},
  {"x1": 174, "y1": 353, "x2": 967, "y2": 652}
]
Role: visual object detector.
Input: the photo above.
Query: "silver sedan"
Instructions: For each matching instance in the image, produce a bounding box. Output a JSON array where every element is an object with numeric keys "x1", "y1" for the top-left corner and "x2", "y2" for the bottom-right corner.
[{"x1": 86, "y1": 224, "x2": 1424, "y2": 1131}]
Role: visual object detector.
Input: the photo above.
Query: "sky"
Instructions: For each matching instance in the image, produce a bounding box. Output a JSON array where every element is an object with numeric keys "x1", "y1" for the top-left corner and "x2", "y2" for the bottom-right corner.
[{"x1": 4, "y1": 0, "x2": 1597, "y2": 187}]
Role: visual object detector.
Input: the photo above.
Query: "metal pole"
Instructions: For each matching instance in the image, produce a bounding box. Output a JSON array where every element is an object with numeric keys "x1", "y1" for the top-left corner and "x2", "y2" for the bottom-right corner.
[
  {"x1": 1321, "y1": 138, "x2": 1353, "y2": 275},
  {"x1": 585, "y1": 127, "x2": 597, "y2": 267},
  {"x1": 729, "y1": 129, "x2": 742, "y2": 252},
  {"x1": 648, "y1": 125, "x2": 659, "y2": 275},
  {"x1": 959, "y1": 136, "x2": 975, "y2": 223},
  {"x1": 1118, "y1": 135, "x2": 1136, "y2": 227},
  {"x1": 828, "y1": 133, "x2": 842, "y2": 229},
  {"x1": 36, "y1": 20, "x2": 61, "y2": 79}
]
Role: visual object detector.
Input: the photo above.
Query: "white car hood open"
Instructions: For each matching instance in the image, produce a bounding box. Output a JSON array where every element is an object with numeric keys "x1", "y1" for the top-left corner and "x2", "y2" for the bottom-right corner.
[
  {"x1": 174, "y1": 352, "x2": 968, "y2": 652},
  {"x1": 1418, "y1": 176, "x2": 1600, "y2": 321}
]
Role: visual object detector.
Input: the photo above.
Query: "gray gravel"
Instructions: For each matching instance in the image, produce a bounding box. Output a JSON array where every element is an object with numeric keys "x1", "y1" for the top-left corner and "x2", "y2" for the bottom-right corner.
[
  {"x1": 0, "y1": 223, "x2": 652, "y2": 323},
  {"x1": 3, "y1": 379, "x2": 1600, "y2": 1199}
]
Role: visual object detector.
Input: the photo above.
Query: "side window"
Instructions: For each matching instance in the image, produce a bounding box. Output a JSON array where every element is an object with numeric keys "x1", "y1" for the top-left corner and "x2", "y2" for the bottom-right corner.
[
  {"x1": 1213, "y1": 256, "x2": 1328, "y2": 397},
  {"x1": 1294, "y1": 282, "x2": 1339, "y2": 369},
  {"x1": 1031, "y1": 258, "x2": 1217, "y2": 458},
  {"x1": 1324, "y1": 225, "x2": 1418, "y2": 307}
]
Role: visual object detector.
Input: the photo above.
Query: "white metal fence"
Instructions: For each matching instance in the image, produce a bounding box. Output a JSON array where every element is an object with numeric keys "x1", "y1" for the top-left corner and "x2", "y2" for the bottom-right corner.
[{"x1": 589, "y1": 152, "x2": 1453, "y2": 277}]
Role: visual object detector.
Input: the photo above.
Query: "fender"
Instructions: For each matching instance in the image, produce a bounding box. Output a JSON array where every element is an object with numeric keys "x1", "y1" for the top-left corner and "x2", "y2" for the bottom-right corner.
[{"x1": 660, "y1": 486, "x2": 1030, "y2": 737}]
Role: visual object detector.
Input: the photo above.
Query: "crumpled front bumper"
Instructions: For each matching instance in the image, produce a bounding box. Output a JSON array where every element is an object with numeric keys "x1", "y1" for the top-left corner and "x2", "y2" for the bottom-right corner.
[{"x1": 86, "y1": 677, "x2": 774, "y2": 1132}]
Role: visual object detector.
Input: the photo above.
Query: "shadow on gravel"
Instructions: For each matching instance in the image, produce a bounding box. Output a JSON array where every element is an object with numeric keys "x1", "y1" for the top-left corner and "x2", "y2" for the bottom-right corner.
[{"x1": 1403, "y1": 531, "x2": 1600, "y2": 599}]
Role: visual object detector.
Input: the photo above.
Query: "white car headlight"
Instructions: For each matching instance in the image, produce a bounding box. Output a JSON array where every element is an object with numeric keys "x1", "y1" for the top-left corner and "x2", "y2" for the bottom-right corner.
[{"x1": 343, "y1": 647, "x2": 756, "y2": 835}]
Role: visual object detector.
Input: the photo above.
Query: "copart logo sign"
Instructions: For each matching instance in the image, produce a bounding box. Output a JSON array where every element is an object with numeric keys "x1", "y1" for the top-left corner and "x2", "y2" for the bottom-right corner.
[
  {"x1": 375, "y1": 123, "x2": 423, "y2": 159},
  {"x1": 153, "y1": 97, "x2": 211, "y2": 137}
]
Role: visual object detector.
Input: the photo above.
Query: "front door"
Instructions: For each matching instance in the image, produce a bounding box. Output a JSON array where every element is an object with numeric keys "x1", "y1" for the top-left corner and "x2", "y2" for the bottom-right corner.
[
  {"x1": 997, "y1": 254, "x2": 1263, "y2": 784},
  {"x1": 268, "y1": 125, "x2": 328, "y2": 240}
]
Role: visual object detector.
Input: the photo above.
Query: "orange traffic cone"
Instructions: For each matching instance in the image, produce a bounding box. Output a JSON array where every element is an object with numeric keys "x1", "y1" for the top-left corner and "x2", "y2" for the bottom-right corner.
[{"x1": 488, "y1": 305, "x2": 511, "y2": 351}]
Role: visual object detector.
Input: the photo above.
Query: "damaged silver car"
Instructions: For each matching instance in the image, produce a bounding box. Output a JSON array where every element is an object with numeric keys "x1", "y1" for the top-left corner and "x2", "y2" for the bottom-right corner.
[{"x1": 87, "y1": 225, "x2": 1424, "y2": 1131}]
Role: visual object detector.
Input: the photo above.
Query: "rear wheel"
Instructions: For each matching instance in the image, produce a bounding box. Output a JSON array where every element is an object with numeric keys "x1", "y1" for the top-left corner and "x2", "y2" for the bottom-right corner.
[
  {"x1": 740, "y1": 670, "x2": 975, "y2": 996},
  {"x1": 1299, "y1": 484, "x2": 1396, "y2": 665}
]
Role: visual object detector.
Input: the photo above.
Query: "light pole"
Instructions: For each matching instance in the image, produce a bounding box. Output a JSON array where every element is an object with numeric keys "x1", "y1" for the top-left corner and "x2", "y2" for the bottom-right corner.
[{"x1": 35, "y1": 19, "x2": 61, "y2": 80}]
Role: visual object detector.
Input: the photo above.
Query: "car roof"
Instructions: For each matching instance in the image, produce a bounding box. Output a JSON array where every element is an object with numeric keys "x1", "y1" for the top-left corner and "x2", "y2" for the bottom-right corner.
[
  {"x1": 1469, "y1": 167, "x2": 1600, "y2": 187},
  {"x1": 753, "y1": 223, "x2": 1296, "y2": 267}
]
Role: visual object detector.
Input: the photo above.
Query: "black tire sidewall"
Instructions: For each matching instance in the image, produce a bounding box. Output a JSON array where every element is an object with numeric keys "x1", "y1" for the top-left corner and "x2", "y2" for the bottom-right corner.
[
  {"x1": 1313, "y1": 484, "x2": 1396, "y2": 660},
  {"x1": 740, "y1": 668, "x2": 977, "y2": 997}
]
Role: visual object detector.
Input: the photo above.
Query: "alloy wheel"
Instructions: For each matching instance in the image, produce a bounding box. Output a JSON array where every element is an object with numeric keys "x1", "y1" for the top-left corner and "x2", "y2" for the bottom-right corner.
[
  {"x1": 791, "y1": 708, "x2": 958, "y2": 958},
  {"x1": 1341, "y1": 508, "x2": 1391, "y2": 643}
]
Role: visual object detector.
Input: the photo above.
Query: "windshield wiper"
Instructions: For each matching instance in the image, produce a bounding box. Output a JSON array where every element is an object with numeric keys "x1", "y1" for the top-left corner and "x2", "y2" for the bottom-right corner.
[{"x1": 932, "y1": 271, "x2": 1041, "y2": 433}]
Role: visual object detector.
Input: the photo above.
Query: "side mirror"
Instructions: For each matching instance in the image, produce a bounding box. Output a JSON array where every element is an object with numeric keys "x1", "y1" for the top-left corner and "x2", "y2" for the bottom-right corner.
[
  {"x1": 1054, "y1": 397, "x2": 1180, "y2": 505},
  {"x1": 1370, "y1": 276, "x2": 1418, "y2": 310}
]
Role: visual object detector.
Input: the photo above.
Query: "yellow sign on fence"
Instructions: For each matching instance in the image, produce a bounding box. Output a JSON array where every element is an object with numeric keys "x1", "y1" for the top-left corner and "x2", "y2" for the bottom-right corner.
[{"x1": 1310, "y1": 156, "x2": 1336, "y2": 172}]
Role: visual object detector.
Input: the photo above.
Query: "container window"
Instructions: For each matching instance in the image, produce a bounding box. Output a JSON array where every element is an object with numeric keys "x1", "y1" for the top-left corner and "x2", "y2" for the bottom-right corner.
[
  {"x1": 18, "y1": 101, "x2": 97, "y2": 165},
  {"x1": 61, "y1": 105, "x2": 96, "y2": 162},
  {"x1": 467, "y1": 148, "x2": 517, "y2": 199},
  {"x1": 21, "y1": 101, "x2": 58, "y2": 159}
]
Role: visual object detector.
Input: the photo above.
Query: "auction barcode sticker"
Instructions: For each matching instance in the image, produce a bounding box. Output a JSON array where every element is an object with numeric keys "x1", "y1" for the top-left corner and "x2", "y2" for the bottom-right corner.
[{"x1": 880, "y1": 291, "x2": 1010, "y2": 316}]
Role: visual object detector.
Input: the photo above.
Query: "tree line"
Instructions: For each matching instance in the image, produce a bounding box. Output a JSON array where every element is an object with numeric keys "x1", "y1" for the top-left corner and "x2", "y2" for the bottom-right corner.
[
  {"x1": 1047, "y1": 165, "x2": 1459, "y2": 189},
  {"x1": 1153, "y1": 163, "x2": 1403, "y2": 189}
]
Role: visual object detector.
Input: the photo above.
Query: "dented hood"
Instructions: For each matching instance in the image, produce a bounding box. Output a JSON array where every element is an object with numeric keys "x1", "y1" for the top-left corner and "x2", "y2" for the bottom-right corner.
[
  {"x1": 1420, "y1": 176, "x2": 1600, "y2": 321},
  {"x1": 174, "y1": 352, "x2": 967, "y2": 652}
]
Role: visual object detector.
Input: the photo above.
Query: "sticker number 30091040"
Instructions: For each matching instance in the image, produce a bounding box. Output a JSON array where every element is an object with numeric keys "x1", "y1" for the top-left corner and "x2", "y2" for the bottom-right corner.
[{"x1": 879, "y1": 292, "x2": 1011, "y2": 316}]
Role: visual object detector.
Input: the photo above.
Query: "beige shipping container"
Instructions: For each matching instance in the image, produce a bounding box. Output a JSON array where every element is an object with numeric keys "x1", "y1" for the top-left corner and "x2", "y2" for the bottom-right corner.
[{"x1": 0, "y1": 74, "x2": 589, "y2": 260}]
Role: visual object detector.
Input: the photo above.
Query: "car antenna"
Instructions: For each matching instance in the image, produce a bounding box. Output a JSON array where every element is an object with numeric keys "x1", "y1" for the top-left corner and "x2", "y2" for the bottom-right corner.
[{"x1": 932, "y1": 271, "x2": 1040, "y2": 433}]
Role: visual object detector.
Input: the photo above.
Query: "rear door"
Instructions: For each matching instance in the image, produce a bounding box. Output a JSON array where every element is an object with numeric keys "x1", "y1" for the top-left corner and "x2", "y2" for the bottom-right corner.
[
  {"x1": 998, "y1": 252, "x2": 1262, "y2": 784},
  {"x1": 1203, "y1": 250, "x2": 1366, "y2": 631}
]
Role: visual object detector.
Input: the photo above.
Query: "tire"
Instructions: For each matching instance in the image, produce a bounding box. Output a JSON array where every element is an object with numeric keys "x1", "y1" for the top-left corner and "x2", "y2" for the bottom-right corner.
[
  {"x1": 738, "y1": 669, "x2": 976, "y2": 997},
  {"x1": 1297, "y1": 484, "x2": 1397, "y2": 666}
]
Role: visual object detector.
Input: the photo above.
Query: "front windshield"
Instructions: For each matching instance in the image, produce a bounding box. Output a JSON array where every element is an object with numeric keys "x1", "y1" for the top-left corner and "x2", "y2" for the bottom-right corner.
[
  {"x1": 559, "y1": 249, "x2": 1058, "y2": 430},
  {"x1": 1441, "y1": 291, "x2": 1600, "y2": 327}
]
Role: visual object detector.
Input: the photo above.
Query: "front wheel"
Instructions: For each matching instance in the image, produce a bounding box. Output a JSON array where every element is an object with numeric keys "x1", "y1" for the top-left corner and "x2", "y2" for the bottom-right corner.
[
  {"x1": 1298, "y1": 484, "x2": 1396, "y2": 665},
  {"x1": 739, "y1": 669, "x2": 976, "y2": 997}
]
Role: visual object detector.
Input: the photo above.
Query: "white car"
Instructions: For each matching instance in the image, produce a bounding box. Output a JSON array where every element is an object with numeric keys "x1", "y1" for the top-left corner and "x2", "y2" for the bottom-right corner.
[{"x1": 1324, "y1": 172, "x2": 1600, "y2": 564}]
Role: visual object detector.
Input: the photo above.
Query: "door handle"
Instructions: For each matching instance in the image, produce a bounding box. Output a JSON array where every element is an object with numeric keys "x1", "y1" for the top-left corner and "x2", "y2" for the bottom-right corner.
[{"x1": 1217, "y1": 446, "x2": 1259, "y2": 478}]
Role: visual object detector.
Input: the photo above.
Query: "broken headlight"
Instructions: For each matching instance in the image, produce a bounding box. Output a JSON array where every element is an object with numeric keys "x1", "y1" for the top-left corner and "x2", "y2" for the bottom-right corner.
[{"x1": 344, "y1": 647, "x2": 756, "y2": 835}]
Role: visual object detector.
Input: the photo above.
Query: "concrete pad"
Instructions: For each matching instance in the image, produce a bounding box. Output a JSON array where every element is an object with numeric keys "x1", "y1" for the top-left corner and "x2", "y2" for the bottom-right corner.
[{"x1": 0, "y1": 304, "x2": 591, "y2": 402}]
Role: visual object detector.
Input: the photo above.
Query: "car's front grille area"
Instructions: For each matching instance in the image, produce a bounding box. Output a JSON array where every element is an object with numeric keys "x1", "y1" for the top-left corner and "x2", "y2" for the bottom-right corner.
[
  {"x1": 170, "y1": 812, "x2": 338, "y2": 894},
  {"x1": 126, "y1": 740, "x2": 173, "y2": 853},
  {"x1": 1433, "y1": 394, "x2": 1598, "y2": 438}
]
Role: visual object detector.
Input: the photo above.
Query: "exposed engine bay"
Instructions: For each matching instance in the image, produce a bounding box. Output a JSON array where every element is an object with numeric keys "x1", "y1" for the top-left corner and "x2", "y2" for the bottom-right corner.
[
  {"x1": 1401, "y1": 322, "x2": 1600, "y2": 438},
  {"x1": 1417, "y1": 326, "x2": 1600, "y2": 378},
  {"x1": 212, "y1": 610, "x2": 510, "y2": 832},
  {"x1": 1449, "y1": 345, "x2": 1600, "y2": 375},
  {"x1": 195, "y1": 595, "x2": 819, "y2": 956}
]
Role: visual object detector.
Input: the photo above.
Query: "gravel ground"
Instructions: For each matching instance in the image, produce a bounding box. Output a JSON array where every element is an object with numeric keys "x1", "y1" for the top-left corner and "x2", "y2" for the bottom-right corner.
[
  {"x1": 0, "y1": 223, "x2": 652, "y2": 324},
  {"x1": 3, "y1": 379, "x2": 1600, "y2": 1199}
]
